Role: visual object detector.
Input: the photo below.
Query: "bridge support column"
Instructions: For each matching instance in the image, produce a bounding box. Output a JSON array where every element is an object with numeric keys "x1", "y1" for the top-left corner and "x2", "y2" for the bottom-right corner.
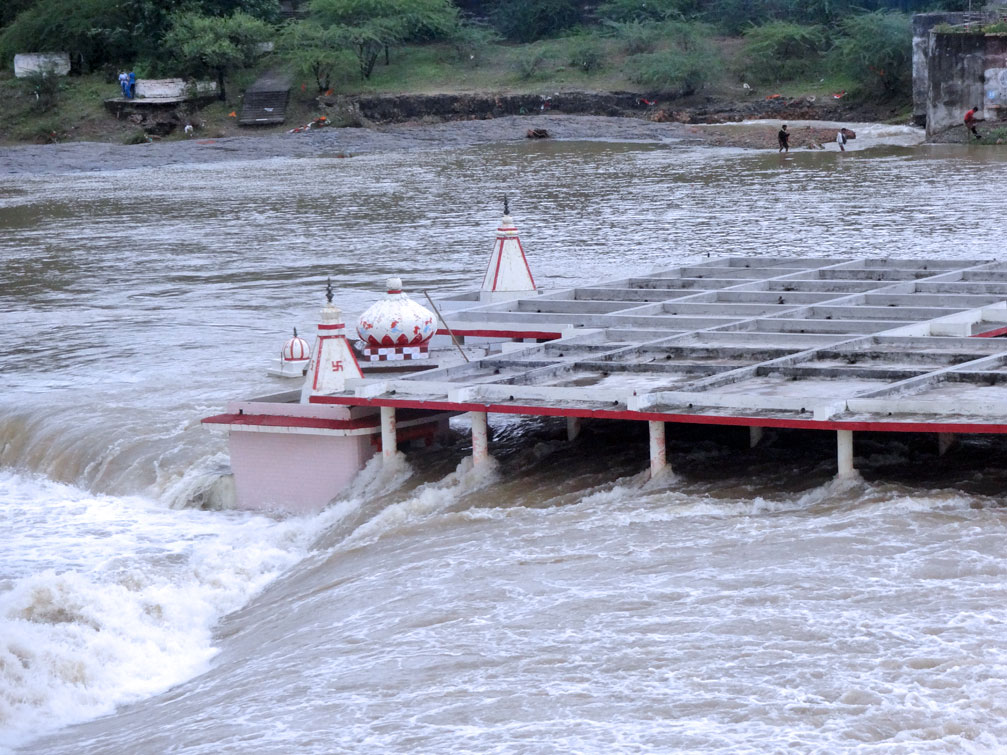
[
  {"x1": 567, "y1": 417, "x2": 582, "y2": 442},
  {"x1": 836, "y1": 429, "x2": 855, "y2": 478},
  {"x1": 471, "y1": 411, "x2": 489, "y2": 466},
  {"x1": 938, "y1": 432, "x2": 956, "y2": 457},
  {"x1": 749, "y1": 426, "x2": 764, "y2": 448},
  {"x1": 649, "y1": 420, "x2": 667, "y2": 478},
  {"x1": 380, "y1": 406, "x2": 396, "y2": 462}
]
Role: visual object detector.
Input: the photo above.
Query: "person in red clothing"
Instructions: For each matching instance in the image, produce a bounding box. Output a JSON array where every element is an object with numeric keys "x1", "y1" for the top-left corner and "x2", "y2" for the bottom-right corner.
[{"x1": 965, "y1": 106, "x2": 981, "y2": 140}]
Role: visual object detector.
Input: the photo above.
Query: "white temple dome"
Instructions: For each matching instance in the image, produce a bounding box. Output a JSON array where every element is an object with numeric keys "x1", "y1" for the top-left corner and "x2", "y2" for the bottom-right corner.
[
  {"x1": 282, "y1": 330, "x2": 311, "y2": 362},
  {"x1": 357, "y1": 277, "x2": 436, "y2": 347}
]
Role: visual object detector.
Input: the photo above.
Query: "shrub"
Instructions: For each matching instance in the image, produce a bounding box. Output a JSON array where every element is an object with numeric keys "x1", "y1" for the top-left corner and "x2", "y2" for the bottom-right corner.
[
  {"x1": 514, "y1": 48, "x2": 550, "y2": 79},
  {"x1": 627, "y1": 46, "x2": 719, "y2": 95},
  {"x1": 741, "y1": 22, "x2": 826, "y2": 84},
  {"x1": 566, "y1": 37, "x2": 606, "y2": 73},
  {"x1": 601, "y1": 19, "x2": 662, "y2": 55},
  {"x1": 19, "y1": 67, "x2": 62, "y2": 112},
  {"x1": 451, "y1": 21, "x2": 502, "y2": 65},
  {"x1": 595, "y1": 0, "x2": 697, "y2": 23},
  {"x1": 492, "y1": 0, "x2": 581, "y2": 42},
  {"x1": 828, "y1": 11, "x2": 911, "y2": 100}
]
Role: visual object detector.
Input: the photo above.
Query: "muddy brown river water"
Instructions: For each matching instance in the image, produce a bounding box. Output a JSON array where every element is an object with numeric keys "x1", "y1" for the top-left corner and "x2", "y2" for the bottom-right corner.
[{"x1": 3, "y1": 121, "x2": 1007, "y2": 754}]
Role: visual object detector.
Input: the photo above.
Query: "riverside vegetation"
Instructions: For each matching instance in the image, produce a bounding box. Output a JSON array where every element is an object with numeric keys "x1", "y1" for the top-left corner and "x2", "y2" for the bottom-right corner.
[{"x1": 0, "y1": 0, "x2": 982, "y2": 145}]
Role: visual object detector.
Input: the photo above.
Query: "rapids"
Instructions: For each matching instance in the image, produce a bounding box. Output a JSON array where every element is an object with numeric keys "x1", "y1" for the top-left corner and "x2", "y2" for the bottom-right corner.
[{"x1": 3, "y1": 129, "x2": 1007, "y2": 753}]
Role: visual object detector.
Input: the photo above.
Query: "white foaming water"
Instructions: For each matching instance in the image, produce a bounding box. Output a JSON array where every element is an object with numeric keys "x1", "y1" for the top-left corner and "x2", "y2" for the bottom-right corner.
[
  {"x1": 5, "y1": 138, "x2": 1007, "y2": 753},
  {"x1": 0, "y1": 471, "x2": 339, "y2": 752}
]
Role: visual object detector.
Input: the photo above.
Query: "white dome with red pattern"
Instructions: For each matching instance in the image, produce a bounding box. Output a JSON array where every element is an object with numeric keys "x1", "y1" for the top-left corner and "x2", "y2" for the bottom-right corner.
[
  {"x1": 357, "y1": 277, "x2": 436, "y2": 347},
  {"x1": 282, "y1": 329, "x2": 311, "y2": 362}
]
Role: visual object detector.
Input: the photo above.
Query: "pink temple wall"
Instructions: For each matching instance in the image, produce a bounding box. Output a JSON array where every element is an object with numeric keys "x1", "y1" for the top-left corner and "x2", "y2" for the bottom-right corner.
[{"x1": 228, "y1": 431, "x2": 376, "y2": 514}]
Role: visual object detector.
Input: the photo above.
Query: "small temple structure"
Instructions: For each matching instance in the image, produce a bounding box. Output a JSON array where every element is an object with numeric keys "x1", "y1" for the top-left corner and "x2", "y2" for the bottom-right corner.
[
  {"x1": 267, "y1": 328, "x2": 311, "y2": 378},
  {"x1": 356, "y1": 277, "x2": 436, "y2": 362},
  {"x1": 301, "y1": 280, "x2": 363, "y2": 403},
  {"x1": 206, "y1": 203, "x2": 544, "y2": 513},
  {"x1": 480, "y1": 197, "x2": 536, "y2": 303}
]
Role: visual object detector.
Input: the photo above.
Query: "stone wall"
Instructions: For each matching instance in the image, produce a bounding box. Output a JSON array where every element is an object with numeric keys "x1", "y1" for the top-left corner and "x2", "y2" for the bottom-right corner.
[
  {"x1": 13, "y1": 52, "x2": 70, "y2": 78},
  {"x1": 912, "y1": 13, "x2": 978, "y2": 126},
  {"x1": 133, "y1": 78, "x2": 217, "y2": 99},
  {"x1": 926, "y1": 30, "x2": 1007, "y2": 137}
]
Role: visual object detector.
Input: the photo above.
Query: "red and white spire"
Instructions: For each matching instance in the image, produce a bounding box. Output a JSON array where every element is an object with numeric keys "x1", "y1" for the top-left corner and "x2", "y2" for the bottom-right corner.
[
  {"x1": 300, "y1": 279, "x2": 363, "y2": 403},
  {"x1": 480, "y1": 197, "x2": 536, "y2": 303}
]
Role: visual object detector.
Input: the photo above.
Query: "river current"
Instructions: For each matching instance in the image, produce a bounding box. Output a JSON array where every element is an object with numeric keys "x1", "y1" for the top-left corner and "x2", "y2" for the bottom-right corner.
[{"x1": 3, "y1": 124, "x2": 1007, "y2": 753}]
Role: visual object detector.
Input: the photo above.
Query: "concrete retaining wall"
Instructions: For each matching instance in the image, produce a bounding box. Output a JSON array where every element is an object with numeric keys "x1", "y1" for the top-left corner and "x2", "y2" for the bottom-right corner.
[
  {"x1": 134, "y1": 78, "x2": 217, "y2": 99},
  {"x1": 13, "y1": 52, "x2": 70, "y2": 78},
  {"x1": 927, "y1": 30, "x2": 1007, "y2": 137},
  {"x1": 912, "y1": 13, "x2": 973, "y2": 126}
]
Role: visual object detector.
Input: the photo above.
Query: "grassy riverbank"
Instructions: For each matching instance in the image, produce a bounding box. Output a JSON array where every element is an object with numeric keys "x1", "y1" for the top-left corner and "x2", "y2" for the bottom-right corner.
[{"x1": 0, "y1": 37, "x2": 892, "y2": 147}]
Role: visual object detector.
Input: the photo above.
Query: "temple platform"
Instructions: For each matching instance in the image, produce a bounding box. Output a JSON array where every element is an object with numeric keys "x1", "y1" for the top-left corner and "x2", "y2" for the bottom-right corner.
[{"x1": 324, "y1": 257, "x2": 1007, "y2": 444}]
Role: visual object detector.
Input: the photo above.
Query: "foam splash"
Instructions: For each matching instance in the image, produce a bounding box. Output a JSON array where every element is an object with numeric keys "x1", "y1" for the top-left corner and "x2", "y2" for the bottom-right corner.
[
  {"x1": 340, "y1": 454, "x2": 500, "y2": 549},
  {"x1": 0, "y1": 471, "x2": 327, "y2": 752}
]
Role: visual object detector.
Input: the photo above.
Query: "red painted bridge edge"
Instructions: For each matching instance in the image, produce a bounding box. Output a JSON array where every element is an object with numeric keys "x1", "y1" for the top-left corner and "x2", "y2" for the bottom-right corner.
[{"x1": 308, "y1": 395, "x2": 1007, "y2": 434}]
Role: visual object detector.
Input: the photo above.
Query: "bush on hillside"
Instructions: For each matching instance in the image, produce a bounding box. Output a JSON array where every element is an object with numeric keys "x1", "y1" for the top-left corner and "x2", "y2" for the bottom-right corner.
[
  {"x1": 513, "y1": 48, "x2": 550, "y2": 79},
  {"x1": 601, "y1": 19, "x2": 663, "y2": 55},
  {"x1": 741, "y1": 22, "x2": 826, "y2": 83},
  {"x1": 451, "y1": 21, "x2": 502, "y2": 65},
  {"x1": 595, "y1": 0, "x2": 697, "y2": 24},
  {"x1": 829, "y1": 10, "x2": 911, "y2": 99},
  {"x1": 491, "y1": 0, "x2": 581, "y2": 42},
  {"x1": 566, "y1": 37, "x2": 606, "y2": 73},
  {"x1": 627, "y1": 45, "x2": 720, "y2": 95},
  {"x1": 19, "y1": 68, "x2": 63, "y2": 111}
]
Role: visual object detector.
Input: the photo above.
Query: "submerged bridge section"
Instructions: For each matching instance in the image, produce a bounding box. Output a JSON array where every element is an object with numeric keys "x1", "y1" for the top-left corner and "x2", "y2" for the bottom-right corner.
[{"x1": 312, "y1": 257, "x2": 1007, "y2": 477}]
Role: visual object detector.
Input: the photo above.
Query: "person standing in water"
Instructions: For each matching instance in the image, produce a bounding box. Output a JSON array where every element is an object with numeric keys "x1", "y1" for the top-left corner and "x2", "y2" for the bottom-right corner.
[
  {"x1": 836, "y1": 128, "x2": 848, "y2": 151},
  {"x1": 778, "y1": 124, "x2": 789, "y2": 153}
]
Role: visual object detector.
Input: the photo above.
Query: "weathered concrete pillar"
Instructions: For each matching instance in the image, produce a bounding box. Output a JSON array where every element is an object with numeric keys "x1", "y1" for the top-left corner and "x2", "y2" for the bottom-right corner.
[
  {"x1": 649, "y1": 420, "x2": 667, "y2": 477},
  {"x1": 380, "y1": 406, "x2": 396, "y2": 461},
  {"x1": 471, "y1": 411, "x2": 489, "y2": 466},
  {"x1": 567, "y1": 416, "x2": 581, "y2": 442},
  {"x1": 836, "y1": 429, "x2": 855, "y2": 478},
  {"x1": 938, "y1": 432, "x2": 956, "y2": 457},
  {"x1": 749, "y1": 426, "x2": 764, "y2": 448}
]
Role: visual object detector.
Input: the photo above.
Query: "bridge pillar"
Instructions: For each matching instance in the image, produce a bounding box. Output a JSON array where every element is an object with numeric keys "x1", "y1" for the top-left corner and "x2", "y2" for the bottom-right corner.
[
  {"x1": 471, "y1": 411, "x2": 489, "y2": 466},
  {"x1": 649, "y1": 420, "x2": 667, "y2": 478},
  {"x1": 750, "y1": 426, "x2": 764, "y2": 448},
  {"x1": 567, "y1": 417, "x2": 582, "y2": 441},
  {"x1": 836, "y1": 429, "x2": 855, "y2": 478},
  {"x1": 380, "y1": 406, "x2": 396, "y2": 461},
  {"x1": 938, "y1": 432, "x2": 956, "y2": 456}
]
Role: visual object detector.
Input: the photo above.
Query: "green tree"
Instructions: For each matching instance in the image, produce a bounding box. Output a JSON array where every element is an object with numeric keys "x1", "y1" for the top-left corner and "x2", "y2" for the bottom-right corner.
[
  {"x1": 278, "y1": 19, "x2": 350, "y2": 91},
  {"x1": 0, "y1": 0, "x2": 125, "y2": 69},
  {"x1": 310, "y1": 0, "x2": 458, "y2": 78},
  {"x1": 0, "y1": 0, "x2": 37, "y2": 28},
  {"x1": 741, "y1": 21, "x2": 826, "y2": 83},
  {"x1": 829, "y1": 10, "x2": 911, "y2": 98},
  {"x1": 163, "y1": 11, "x2": 273, "y2": 100},
  {"x1": 596, "y1": 0, "x2": 697, "y2": 24},
  {"x1": 490, "y1": 0, "x2": 581, "y2": 42},
  {"x1": 626, "y1": 21, "x2": 720, "y2": 95}
]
